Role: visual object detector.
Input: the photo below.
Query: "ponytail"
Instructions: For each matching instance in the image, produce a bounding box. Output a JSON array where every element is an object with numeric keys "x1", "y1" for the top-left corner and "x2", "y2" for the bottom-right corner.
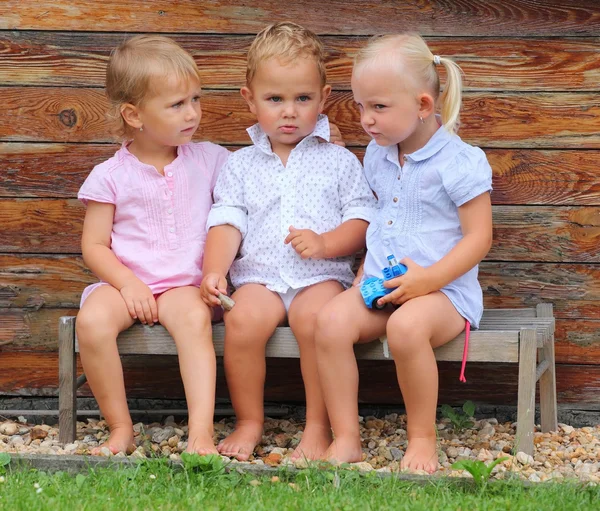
[{"x1": 437, "y1": 56, "x2": 463, "y2": 133}]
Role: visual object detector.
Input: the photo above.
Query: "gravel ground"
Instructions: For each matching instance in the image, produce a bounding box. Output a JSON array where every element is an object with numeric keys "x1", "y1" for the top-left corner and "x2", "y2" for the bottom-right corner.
[{"x1": 1, "y1": 415, "x2": 599, "y2": 482}]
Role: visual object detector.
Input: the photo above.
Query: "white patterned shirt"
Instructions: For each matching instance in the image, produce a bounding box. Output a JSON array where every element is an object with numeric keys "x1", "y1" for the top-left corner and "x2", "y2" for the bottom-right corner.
[{"x1": 207, "y1": 115, "x2": 377, "y2": 292}]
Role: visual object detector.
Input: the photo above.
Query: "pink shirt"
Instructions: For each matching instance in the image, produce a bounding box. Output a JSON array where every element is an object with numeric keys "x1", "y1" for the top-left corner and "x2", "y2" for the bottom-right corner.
[{"x1": 78, "y1": 142, "x2": 229, "y2": 305}]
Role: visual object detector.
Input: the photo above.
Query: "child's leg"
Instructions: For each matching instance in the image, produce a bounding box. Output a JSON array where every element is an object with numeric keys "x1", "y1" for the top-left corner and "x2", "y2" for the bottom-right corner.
[
  {"x1": 156, "y1": 286, "x2": 217, "y2": 455},
  {"x1": 286, "y1": 280, "x2": 344, "y2": 460},
  {"x1": 315, "y1": 286, "x2": 391, "y2": 463},
  {"x1": 76, "y1": 285, "x2": 135, "y2": 454},
  {"x1": 386, "y1": 291, "x2": 465, "y2": 473},
  {"x1": 218, "y1": 284, "x2": 286, "y2": 460}
]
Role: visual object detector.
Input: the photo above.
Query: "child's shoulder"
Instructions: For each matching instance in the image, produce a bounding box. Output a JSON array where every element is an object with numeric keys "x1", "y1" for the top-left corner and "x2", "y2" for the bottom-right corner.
[
  {"x1": 223, "y1": 144, "x2": 262, "y2": 168},
  {"x1": 311, "y1": 139, "x2": 362, "y2": 164},
  {"x1": 183, "y1": 141, "x2": 230, "y2": 161},
  {"x1": 90, "y1": 146, "x2": 129, "y2": 177},
  {"x1": 438, "y1": 133, "x2": 490, "y2": 173}
]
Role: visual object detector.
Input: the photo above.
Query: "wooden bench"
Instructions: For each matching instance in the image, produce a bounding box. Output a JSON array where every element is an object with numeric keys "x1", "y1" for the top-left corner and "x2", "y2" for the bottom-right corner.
[{"x1": 58, "y1": 304, "x2": 557, "y2": 455}]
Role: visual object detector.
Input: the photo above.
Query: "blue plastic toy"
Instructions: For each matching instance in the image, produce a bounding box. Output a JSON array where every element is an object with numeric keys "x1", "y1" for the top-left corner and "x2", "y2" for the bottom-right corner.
[{"x1": 360, "y1": 255, "x2": 408, "y2": 309}]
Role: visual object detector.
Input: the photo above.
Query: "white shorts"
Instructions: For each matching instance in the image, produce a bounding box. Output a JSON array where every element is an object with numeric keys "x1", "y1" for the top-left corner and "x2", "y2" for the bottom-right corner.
[{"x1": 276, "y1": 287, "x2": 305, "y2": 312}]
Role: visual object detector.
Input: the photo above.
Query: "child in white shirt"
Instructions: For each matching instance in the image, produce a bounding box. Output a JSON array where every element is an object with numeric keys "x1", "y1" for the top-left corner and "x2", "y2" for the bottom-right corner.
[{"x1": 200, "y1": 22, "x2": 377, "y2": 461}]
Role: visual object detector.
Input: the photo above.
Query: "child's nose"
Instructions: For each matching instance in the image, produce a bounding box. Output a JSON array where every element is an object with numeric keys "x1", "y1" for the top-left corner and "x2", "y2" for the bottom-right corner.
[
  {"x1": 186, "y1": 104, "x2": 199, "y2": 120},
  {"x1": 282, "y1": 103, "x2": 297, "y2": 117}
]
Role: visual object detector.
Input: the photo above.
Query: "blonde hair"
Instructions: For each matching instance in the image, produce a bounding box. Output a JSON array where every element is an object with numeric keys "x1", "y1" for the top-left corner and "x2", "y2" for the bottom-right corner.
[
  {"x1": 354, "y1": 33, "x2": 463, "y2": 133},
  {"x1": 246, "y1": 22, "x2": 327, "y2": 86},
  {"x1": 105, "y1": 35, "x2": 202, "y2": 140}
]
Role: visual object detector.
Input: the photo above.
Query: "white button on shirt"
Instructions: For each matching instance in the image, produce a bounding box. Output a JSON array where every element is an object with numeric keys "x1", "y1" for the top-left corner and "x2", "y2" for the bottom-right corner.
[{"x1": 207, "y1": 115, "x2": 377, "y2": 292}]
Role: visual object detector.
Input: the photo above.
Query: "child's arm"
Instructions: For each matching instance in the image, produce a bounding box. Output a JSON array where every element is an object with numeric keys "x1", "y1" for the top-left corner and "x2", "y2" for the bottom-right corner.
[
  {"x1": 379, "y1": 192, "x2": 493, "y2": 306},
  {"x1": 200, "y1": 225, "x2": 242, "y2": 307},
  {"x1": 284, "y1": 220, "x2": 368, "y2": 260},
  {"x1": 81, "y1": 200, "x2": 158, "y2": 325}
]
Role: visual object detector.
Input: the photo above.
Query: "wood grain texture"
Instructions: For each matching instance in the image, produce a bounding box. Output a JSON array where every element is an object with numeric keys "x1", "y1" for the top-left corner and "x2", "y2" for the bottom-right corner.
[
  {"x1": 1, "y1": 350, "x2": 599, "y2": 406},
  {"x1": 3, "y1": 1, "x2": 600, "y2": 36},
  {"x1": 3, "y1": 143, "x2": 600, "y2": 206},
  {"x1": 0, "y1": 142, "x2": 600, "y2": 206},
  {"x1": 2, "y1": 200, "x2": 599, "y2": 261},
  {"x1": 2, "y1": 88, "x2": 600, "y2": 148},
  {"x1": 2, "y1": 32, "x2": 599, "y2": 91}
]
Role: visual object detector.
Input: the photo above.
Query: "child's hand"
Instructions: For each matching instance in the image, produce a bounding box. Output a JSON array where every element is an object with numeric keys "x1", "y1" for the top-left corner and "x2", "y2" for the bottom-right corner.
[
  {"x1": 285, "y1": 226, "x2": 327, "y2": 259},
  {"x1": 328, "y1": 121, "x2": 346, "y2": 147},
  {"x1": 200, "y1": 272, "x2": 228, "y2": 307},
  {"x1": 119, "y1": 278, "x2": 158, "y2": 325},
  {"x1": 376, "y1": 258, "x2": 434, "y2": 307}
]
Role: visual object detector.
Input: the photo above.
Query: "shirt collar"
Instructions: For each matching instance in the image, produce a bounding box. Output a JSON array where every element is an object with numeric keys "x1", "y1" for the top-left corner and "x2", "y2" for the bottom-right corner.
[
  {"x1": 118, "y1": 141, "x2": 184, "y2": 166},
  {"x1": 246, "y1": 114, "x2": 330, "y2": 155},
  {"x1": 382, "y1": 122, "x2": 454, "y2": 165}
]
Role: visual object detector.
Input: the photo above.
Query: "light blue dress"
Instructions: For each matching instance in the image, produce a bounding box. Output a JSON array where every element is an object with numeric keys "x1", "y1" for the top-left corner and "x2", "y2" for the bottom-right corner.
[{"x1": 363, "y1": 126, "x2": 493, "y2": 328}]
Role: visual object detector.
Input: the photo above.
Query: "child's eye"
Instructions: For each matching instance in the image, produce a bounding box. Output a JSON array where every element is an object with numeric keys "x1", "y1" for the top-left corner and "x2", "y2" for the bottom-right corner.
[
  {"x1": 269, "y1": 96, "x2": 282, "y2": 103},
  {"x1": 297, "y1": 95, "x2": 311, "y2": 102},
  {"x1": 374, "y1": 104, "x2": 387, "y2": 110},
  {"x1": 191, "y1": 95, "x2": 201, "y2": 103},
  {"x1": 172, "y1": 101, "x2": 183, "y2": 108}
]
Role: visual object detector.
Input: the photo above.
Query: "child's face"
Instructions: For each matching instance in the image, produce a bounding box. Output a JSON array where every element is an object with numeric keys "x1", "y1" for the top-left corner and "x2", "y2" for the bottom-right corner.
[
  {"x1": 242, "y1": 57, "x2": 330, "y2": 154},
  {"x1": 351, "y1": 66, "x2": 422, "y2": 147},
  {"x1": 135, "y1": 75, "x2": 202, "y2": 147}
]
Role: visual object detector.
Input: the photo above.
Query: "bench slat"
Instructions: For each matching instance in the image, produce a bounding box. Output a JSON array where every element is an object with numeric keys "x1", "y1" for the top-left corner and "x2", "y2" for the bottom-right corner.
[
  {"x1": 75, "y1": 324, "x2": 520, "y2": 363},
  {"x1": 481, "y1": 309, "x2": 537, "y2": 319}
]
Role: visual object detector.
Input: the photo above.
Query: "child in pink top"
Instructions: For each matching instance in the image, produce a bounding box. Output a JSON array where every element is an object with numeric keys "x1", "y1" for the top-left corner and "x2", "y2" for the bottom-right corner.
[{"x1": 76, "y1": 35, "x2": 229, "y2": 456}]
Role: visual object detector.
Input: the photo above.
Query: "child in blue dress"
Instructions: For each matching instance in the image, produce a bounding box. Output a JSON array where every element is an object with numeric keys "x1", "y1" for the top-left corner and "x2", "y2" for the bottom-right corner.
[{"x1": 315, "y1": 33, "x2": 493, "y2": 473}]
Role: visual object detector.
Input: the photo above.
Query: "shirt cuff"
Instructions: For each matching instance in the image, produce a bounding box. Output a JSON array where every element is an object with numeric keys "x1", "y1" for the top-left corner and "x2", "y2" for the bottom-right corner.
[
  {"x1": 454, "y1": 184, "x2": 492, "y2": 208},
  {"x1": 77, "y1": 193, "x2": 115, "y2": 206},
  {"x1": 342, "y1": 206, "x2": 376, "y2": 224},
  {"x1": 206, "y1": 206, "x2": 248, "y2": 238}
]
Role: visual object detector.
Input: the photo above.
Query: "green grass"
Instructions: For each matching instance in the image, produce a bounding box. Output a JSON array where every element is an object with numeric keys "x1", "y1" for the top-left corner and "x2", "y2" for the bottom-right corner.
[{"x1": 0, "y1": 460, "x2": 598, "y2": 511}]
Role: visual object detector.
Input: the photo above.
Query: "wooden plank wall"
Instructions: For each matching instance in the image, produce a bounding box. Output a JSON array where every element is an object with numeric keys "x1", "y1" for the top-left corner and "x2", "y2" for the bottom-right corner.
[{"x1": 1, "y1": 0, "x2": 600, "y2": 407}]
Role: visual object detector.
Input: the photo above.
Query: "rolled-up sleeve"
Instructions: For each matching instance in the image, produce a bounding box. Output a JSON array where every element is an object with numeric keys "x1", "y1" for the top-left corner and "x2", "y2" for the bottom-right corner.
[
  {"x1": 337, "y1": 148, "x2": 378, "y2": 224},
  {"x1": 206, "y1": 157, "x2": 248, "y2": 238}
]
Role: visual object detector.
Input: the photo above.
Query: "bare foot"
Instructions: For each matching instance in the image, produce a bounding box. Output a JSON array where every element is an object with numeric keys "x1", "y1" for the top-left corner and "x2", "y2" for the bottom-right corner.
[
  {"x1": 186, "y1": 429, "x2": 219, "y2": 456},
  {"x1": 322, "y1": 436, "x2": 363, "y2": 464},
  {"x1": 400, "y1": 436, "x2": 439, "y2": 474},
  {"x1": 290, "y1": 424, "x2": 333, "y2": 461},
  {"x1": 217, "y1": 420, "x2": 262, "y2": 461},
  {"x1": 91, "y1": 425, "x2": 135, "y2": 456}
]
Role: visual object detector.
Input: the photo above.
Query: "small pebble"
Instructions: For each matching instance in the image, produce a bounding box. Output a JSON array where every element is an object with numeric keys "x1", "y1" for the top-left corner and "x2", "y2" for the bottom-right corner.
[{"x1": 0, "y1": 416, "x2": 597, "y2": 482}]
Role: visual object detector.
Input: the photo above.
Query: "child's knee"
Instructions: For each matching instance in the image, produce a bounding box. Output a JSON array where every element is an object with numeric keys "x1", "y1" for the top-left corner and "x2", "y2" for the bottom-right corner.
[
  {"x1": 160, "y1": 303, "x2": 211, "y2": 333},
  {"x1": 225, "y1": 303, "x2": 268, "y2": 334},
  {"x1": 76, "y1": 307, "x2": 118, "y2": 343},
  {"x1": 315, "y1": 305, "x2": 351, "y2": 346},
  {"x1": 386, "y1": 313, "x2": 422, "y2": 355}
]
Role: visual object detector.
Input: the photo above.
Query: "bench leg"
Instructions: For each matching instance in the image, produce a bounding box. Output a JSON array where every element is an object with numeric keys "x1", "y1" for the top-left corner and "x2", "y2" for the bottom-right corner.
[
  {"x1": 537, "y1": 304, "x2": 558, "y2": 433},
  {"x1": 515, "y1": 328, "x2": 537, "y2": 456},
  {"x1": 58, "y1": 317, "x2": 77, "y2": 444}
]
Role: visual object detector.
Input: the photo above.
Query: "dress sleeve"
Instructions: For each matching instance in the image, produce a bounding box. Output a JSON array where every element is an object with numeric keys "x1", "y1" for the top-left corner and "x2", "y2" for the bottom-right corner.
[
  {"x1": 441, "y1": 146, "x2": 493, "y2": 207},
  {"x1": 336, "y1": 148, "x2": 378, "y2": 223},
  {"x1": 206, "y1": 154, "x2": 248, "y2": 238},
  {"x1": 77, "y1": 163, "x2": 117, "y2": 206}
]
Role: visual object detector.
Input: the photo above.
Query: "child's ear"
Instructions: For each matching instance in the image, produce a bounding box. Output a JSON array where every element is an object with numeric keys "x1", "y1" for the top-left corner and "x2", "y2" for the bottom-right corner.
[
  {"x1": 319, "y1": 85, "x2": 332, "y2": 112},
  {"x1": 240, "y1": 86, "x2": 257, "y2": 114},
  {"x1": 418, "y1": 93, "x2": 436, "y2": 121},
  {"x1": 121, "y1": 103, "x2": 143, "y2": 130}
]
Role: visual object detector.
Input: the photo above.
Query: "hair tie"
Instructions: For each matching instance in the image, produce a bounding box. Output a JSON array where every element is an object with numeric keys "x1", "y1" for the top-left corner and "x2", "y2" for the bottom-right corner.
[{"x1": 433, "y1": 55, "x2": 441, "y2": 65}]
